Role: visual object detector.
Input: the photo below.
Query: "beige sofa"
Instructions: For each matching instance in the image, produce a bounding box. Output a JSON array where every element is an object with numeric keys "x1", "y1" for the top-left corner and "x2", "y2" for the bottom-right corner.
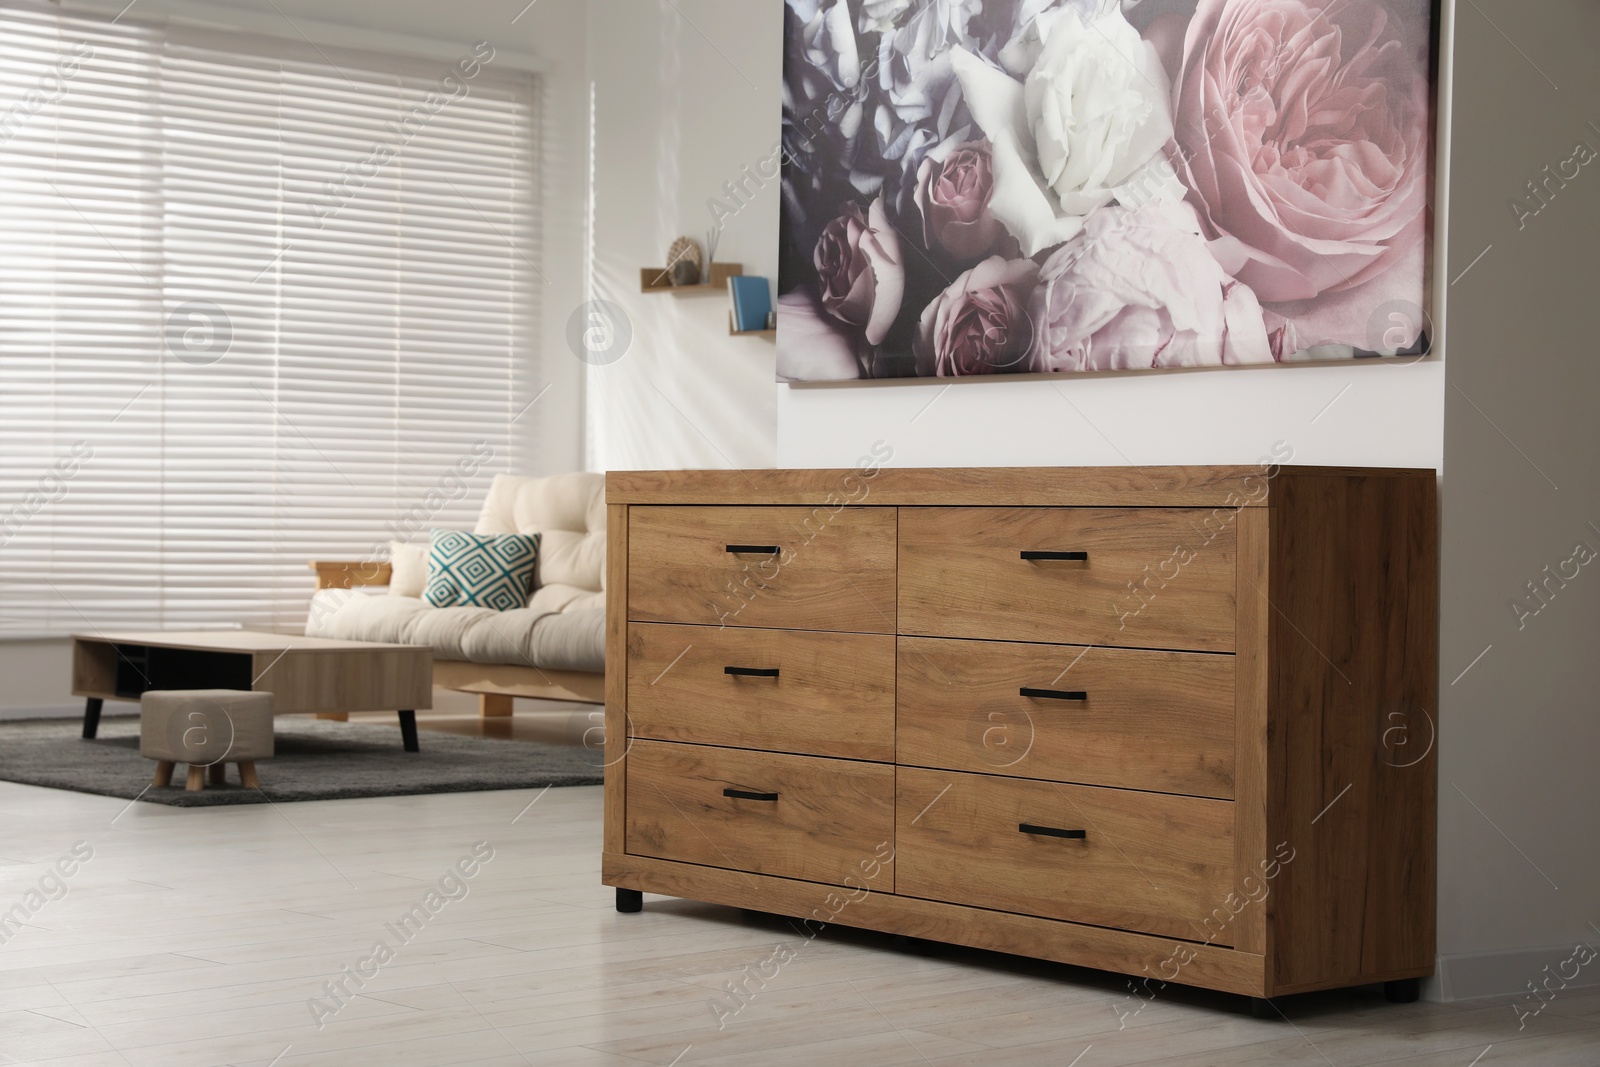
[{"x1": 306, "y1": 472, "x2": 605, "y2": 715}]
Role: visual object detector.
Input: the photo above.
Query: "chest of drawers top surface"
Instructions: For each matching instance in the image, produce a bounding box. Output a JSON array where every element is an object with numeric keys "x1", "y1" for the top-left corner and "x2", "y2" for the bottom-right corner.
[{"x1": 604, "y1": 464, "x2": 1432, "y2": 506}]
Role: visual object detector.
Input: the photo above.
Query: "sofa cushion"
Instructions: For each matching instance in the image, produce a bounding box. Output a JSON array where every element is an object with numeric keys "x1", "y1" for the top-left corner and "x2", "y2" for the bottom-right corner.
[
  {"x1": 475, "y1": 472, "x2": 604, "y2": 593},
  {"x1": 423, "y1": 530, "x2": 539, "y2": 611},
  {"x1": 388, "y1": 541, "x2": 429, "y2": 598},
  {"x1": 306, "y1": 588, "x2": 604, "y2": 672},
  {"x1": 528, "y1": 583, "x2": 605, "y2": 615}
]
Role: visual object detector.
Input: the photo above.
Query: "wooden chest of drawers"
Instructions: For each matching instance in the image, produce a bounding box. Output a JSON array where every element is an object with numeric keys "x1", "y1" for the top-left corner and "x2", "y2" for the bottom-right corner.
[{"x1": 602, "y1": 466, "x2": 1438, "y2": 1004}]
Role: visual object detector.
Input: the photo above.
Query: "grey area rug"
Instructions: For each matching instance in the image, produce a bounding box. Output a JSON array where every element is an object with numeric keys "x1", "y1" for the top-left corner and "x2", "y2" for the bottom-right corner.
[{"x1": 0, "y1": 715, "x2": 603, "y2": 807}]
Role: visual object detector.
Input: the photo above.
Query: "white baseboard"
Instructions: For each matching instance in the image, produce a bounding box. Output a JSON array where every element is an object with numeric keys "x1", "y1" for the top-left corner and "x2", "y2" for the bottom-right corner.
[{"x1": 1438, "y1": 943, "x2": 1600, "y2": 1001}]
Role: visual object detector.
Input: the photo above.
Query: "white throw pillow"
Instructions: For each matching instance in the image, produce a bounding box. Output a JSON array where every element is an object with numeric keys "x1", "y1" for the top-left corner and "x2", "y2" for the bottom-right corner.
[{"x1": 388, "y1": 541, "x2": 429, "y2": 598}]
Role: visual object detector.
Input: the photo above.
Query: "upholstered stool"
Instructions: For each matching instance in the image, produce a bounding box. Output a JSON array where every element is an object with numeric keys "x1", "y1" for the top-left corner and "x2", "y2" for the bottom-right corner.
[{"x1": 139, "y1": 689, "x2": 275, "y2": 792}]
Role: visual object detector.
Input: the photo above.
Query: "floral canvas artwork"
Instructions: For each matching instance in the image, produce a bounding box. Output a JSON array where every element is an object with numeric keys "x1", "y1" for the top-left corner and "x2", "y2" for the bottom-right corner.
[{"x1": 777, "y1": 0, "x2": 1437, "y2": 382}]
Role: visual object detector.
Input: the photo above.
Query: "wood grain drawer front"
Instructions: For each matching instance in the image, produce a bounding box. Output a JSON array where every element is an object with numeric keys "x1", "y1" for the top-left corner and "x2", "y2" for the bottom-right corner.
[
  {"x1": 898, "y1": 638, "x2": 1235, "y2": 799},
  {"x1": 626, "y1": 740, "x2": 895, "y2": 888},
  {"x1": 628, "y1": 506, "x2": 897, "y2": 633},
  {"x1": 898, "y1": 508, "x2": 1237, "y2": 651},
  {"x1": 627, "y1": 624, "x2": 895, "y2": 761},
  {"x1": 896, "y1": 768, "x2": 1235, "y2": 944}
]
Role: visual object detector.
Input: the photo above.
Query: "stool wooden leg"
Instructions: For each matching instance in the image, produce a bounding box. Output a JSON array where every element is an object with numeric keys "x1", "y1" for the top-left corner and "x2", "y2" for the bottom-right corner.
[
  {"x1": 152, "y1": 760, "x2": 174, "y2": 788},
  {"x1": 185, "y1": 765, "x2": 205, "y2": 792},
  {"x1": 238, "y1": 761, "x2": 260, "y2": 789},
  {"x1": 208, "y1": 763, "x2": 227, "y2": 786},
  {"x1": 480, "y1": 694, "x2": 514, "y2": 718}
]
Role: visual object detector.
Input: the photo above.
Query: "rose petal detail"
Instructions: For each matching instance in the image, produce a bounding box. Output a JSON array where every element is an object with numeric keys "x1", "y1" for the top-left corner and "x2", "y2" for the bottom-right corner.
[{"x1": 1171, "y1": 0, "x2": 1430, "y2": 302}]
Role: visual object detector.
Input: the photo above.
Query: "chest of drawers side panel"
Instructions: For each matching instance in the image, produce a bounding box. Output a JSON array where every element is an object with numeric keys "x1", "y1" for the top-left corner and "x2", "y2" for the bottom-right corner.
[
  {"x1": 1232, "y1": 505, "x2": 1272, "y2": 961},
  {"x1": 1267, "y1": 471, "x2": 1438, "y2": 994},
  {"x1": 604, "y1": 502, "x2": 630, "y2": 858}
]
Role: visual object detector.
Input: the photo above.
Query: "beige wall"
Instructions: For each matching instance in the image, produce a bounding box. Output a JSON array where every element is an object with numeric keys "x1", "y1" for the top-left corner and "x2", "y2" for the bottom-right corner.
[{"x1": 1437, "y1": 0, "x2": 1600, "y2": 998}]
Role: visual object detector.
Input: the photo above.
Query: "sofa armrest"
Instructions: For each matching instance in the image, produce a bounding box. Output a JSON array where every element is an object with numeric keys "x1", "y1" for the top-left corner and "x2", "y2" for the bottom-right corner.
[{"x1": 309, "y1": 560, "x2": 392, "y2": 590}]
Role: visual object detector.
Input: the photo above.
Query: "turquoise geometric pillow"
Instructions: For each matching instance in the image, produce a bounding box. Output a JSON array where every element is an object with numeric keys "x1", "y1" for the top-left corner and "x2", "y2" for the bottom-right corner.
[{"x1": 423, "y1": 530, "x2": 540, "y2": 611}]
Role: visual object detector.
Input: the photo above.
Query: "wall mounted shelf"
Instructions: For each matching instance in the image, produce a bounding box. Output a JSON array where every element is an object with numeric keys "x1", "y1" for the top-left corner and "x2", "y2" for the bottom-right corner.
[
  {"x1": 729, "y1": 313, "x2": 776, "y2": 339},
  {"x1": 640, "y1": 262, "x2": 742, "y2": 294}
]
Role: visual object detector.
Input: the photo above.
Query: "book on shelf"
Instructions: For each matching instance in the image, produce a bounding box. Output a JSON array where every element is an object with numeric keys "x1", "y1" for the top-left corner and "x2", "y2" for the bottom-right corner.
[{"x1": 728, "y1": 276, "x2": 772, "y2": 333}]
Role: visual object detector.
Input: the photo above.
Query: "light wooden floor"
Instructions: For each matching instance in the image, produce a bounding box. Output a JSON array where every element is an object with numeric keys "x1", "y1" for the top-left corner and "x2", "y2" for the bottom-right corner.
[{"x1": 2, "y1": 779, "x2": 1598, "y2": 1066}]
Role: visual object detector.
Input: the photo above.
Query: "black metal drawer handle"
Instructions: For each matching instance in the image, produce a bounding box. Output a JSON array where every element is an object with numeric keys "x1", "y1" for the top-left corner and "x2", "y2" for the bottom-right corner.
[
  {"x1": 724, "y1": 788, "x2": 779, "y2": 802},
  {"x1": 1021, "y1": 551, "x2": 1088, "y2": 561},
  {"x1": 1019, "y1": 823, "x2": 1087, "y2": 840},
  {"x1": 725, "y1": 666, "x2": 780, "y2": 678},
  {"x1": 726, "y1": 544, "x2": 781, "y2": 554},
  {"x1": 1019, "y1": 687, "x2": 1087, "y2": 701}
]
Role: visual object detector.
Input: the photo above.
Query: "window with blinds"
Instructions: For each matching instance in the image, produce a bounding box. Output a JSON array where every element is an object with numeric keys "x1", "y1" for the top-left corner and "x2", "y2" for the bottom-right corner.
[{"x1": 0, "y1": 5, "x2": 540, "y2": 637}]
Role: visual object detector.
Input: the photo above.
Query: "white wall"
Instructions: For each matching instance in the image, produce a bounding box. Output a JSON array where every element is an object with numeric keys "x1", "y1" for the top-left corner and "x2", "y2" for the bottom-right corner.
[
  {"x1": 779, "y1": 361, "x2": 1444, "y2": 471},
  {"x1": 1434, "y1": 0, "x2": 1600, "y2": 1000},
  {"x1": 583, "y1": 0, "x2": 784, "y2": 471}
]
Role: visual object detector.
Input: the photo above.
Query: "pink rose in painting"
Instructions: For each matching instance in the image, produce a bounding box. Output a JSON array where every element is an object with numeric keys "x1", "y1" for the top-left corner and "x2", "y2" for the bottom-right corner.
[
  {"x1": 914, "y1": 255, "x2": 1040, "y2": 377},
  {"x1": 815, "y1": 198, "x2": 905, "y2": 345},
  {"x1": 1171, "y1": 0, "x2": 1431, "y2": 303},
  {"x1": 1027, "y1": 199, "x2": 1273, "y2": 372},
  {"x1": 915, "y1": 139, "x2": 1014, "y2": 261}
]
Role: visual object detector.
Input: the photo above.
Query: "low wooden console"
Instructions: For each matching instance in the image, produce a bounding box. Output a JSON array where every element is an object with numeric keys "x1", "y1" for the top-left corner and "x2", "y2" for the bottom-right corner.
[{"x1": 602, "y1": 466, "x2": 1438, "y2": 1004}]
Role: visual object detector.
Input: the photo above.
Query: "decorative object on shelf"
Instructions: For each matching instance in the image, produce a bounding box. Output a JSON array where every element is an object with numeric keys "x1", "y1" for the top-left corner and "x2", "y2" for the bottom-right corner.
[
  {"x1": 603, "y1": 464, "x2": 1439, "y2": 1010},
  {"x1": 665, "y1": 236, "x2": 701, "y2": 287},
  {"x1": 640, "y1": 261, "x2": 743, "y2": 295},
  {"x1": 729, "y1": 276, "x2": 773, "y2": 334},
  {"x1": 705, "y1": 227, "x2": 721, "y2": 275},
  {"x1": 776, "y1": 0, "x2": 1439, "y2": 383}
]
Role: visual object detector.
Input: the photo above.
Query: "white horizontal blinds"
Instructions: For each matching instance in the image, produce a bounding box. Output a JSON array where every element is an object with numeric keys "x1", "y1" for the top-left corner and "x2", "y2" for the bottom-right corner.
[
  {"x1": 258, "y1": 36, "x2": 539, "y2": 578},
  {"x1": 0, "y1": 7, "x2": 165, "y2": 636},
  {"x1": 0, "y1": 8, "x2": 539, "y2": 637},
  {"x1": 152, "y1": 35, "x2": 285, "y2": 629}
]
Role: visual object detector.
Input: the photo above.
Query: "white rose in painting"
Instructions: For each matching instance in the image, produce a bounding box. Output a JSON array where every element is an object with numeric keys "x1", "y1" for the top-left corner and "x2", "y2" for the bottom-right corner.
[
  {"x1": 951, "y1": 4, "x2": 1182, "y2": 256},
  {"x1": 1026, "y1": 6, "x2": 1173, "y2": 213},
  {"x1": 788, "y1": 0, "x2": 861, "y2": 94}
]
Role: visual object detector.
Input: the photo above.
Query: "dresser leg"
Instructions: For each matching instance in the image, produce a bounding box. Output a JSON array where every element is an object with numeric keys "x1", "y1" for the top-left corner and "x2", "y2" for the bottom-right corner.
[
  {"x1": 1384, "y1": 978, "x2": 1421, "y2": 1003},
  {"x1": 82, "y1": 697, "x2": 103, "y2": 739},
  {"x1": 615, "y1": 888, "x2": 643, "y2": 913},
  {"x1": 1248, "y1": 997, "x2": 1281, "y2": 1020}
]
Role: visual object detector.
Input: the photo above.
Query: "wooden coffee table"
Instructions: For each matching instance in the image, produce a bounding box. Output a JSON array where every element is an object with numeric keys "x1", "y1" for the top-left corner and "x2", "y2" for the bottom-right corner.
[{"x1": 71, "y1": 631, "x2": 433, "y2": 752}]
